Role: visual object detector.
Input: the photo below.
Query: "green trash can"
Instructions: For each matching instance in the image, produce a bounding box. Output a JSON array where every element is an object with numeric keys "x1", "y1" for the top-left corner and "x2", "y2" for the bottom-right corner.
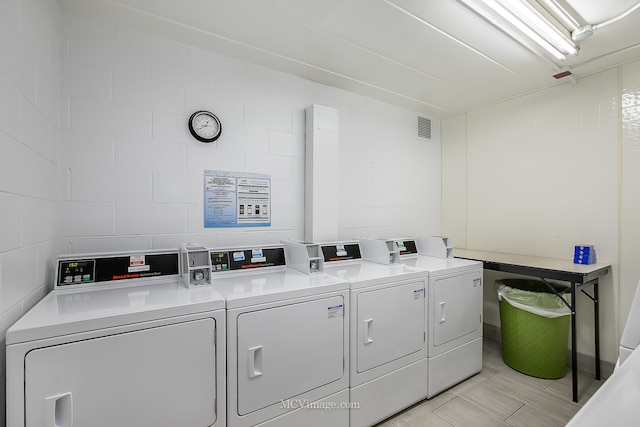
[{"x1": 496, "y1": 278, "x2": 571, "y2": 379}]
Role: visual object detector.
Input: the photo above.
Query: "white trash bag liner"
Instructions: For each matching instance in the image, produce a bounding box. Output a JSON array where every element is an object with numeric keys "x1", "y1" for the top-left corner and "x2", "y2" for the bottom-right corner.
[{"x1": 497, "y1": 283, "x2": 571, "y2": 319}]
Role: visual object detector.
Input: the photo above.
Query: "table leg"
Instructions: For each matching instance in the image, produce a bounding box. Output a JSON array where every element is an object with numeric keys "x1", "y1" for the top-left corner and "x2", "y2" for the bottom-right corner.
[
  {"x1": 594, "y1": 279, "x2": 601, "y2": 380},
  {"x1": 571, "y1": 281, "x2": 578, "y2": 403}
]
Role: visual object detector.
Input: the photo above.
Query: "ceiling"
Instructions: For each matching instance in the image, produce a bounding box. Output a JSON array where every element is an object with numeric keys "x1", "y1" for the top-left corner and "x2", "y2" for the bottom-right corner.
[{"x1": 58, "y1": 0, "x2": 640, "y2": 119}]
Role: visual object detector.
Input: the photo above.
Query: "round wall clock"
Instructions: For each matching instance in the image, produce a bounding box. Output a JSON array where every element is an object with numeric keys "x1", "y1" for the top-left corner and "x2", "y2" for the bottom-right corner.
[{"x1": 188, "y1": 110, "x2": 222, "y2": 143}]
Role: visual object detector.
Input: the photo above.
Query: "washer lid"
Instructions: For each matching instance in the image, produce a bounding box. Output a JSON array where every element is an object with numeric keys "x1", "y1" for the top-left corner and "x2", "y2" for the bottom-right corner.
[
  {"x1": 6, "y1": 279, "x2": 225, "y2": 345},
  {"x1": 213, "y1": 269, "x2": 348, "y2": 309},
  {"x1": 323, "y1": 260, "x2": 428, "y2": 289},
  {"x1": 401, "y1": 255, "x2": 482, "y2": 276}
]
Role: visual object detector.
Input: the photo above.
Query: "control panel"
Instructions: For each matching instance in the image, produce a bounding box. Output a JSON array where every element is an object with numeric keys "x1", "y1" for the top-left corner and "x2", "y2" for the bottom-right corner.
[
  {"x1": 321, "y1": 242, "x2": 362, "y2": 263},
  {"x1": 55, "y1": 252, "x2": 179, "y2": 289},
  {"x1": 210, "y1": 246, "x2": 286, "y2": 274}
]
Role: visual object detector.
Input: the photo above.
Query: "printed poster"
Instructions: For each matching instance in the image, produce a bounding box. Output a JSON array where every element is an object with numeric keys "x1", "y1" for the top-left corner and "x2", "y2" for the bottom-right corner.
[{"x1": 204, "y1": 171, "x2": 271, "y2": 228}]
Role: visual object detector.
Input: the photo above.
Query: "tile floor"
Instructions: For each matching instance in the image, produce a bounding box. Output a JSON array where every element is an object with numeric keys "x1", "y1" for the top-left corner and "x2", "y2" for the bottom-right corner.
[{"x1": 377, "y1": 338, "x2": 605, "y2": 426}]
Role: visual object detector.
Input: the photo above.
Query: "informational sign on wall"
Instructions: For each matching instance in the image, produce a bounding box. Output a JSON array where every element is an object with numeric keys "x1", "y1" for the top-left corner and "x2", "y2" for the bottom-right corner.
[{"x1": 204, "y1": 171, "x2": 271, "y2": 228}]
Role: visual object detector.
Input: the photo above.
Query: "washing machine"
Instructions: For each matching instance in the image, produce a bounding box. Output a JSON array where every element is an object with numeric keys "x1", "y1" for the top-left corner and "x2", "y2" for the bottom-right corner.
[
  {"x1": 5, "y1": 249, "x2": 226, "y2": 427},
  {"x1": 364, "y1": 237, "x2": 483, "y2": 398},
  {"x1": 617, "y1": 279, "x2": 640, "y2": 367},
  {"x1": 209, "y1": 244, "x2": 350, "y2": 427},
  {"x1": 314, "y1": 240, "x2": 428, "y2": 427},
  {"x1": 565, "y1": 278, "x2": 640, "y2": 426}
]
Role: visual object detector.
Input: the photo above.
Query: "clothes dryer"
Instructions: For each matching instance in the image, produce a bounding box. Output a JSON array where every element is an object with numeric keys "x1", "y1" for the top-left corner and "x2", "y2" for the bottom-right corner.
[
  {"x1": 316, "y1": 241, "x2": 428, "y2": 427},
  {"x1": 6, "y1": 250, "x2": 226, "y2": 427},
  {"x1": 392, "y1": 237, "x2": 483, "y2": 398},
  {"x1": 210, "y1": 245, "x2": 350, "y2": 427},
  {"x1": 617, "y1": 279, "x2": 640, "y2": 367},
  {"x1": 566, "y1": 278, "x2": 640, "y2": 426}
]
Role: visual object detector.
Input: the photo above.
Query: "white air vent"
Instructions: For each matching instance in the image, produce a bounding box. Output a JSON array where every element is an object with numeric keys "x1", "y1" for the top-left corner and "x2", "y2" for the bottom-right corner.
[{"x1": 418, "y1": 116, "x2": 431, "y2": 139}]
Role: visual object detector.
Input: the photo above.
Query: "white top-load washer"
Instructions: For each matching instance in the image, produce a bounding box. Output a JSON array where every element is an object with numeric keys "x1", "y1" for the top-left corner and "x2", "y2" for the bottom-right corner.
[
  {"x1": 617, "y1": 279, "x2": 640, "y2": 367},
  {"x1": 303, "y1": 240, "x2": 428, "y2": 427},
  {"x1": 6, "y1": 249, "x2": 226, "y2": 427},
  {"x1": 209, "y1": 244, "x2": 350, "y2": 427},
  {"x1": 566, "y1": 279, "x2": 640, "y2": 426},
  {"x1": 361, "y1": 237, "x2": 483, "y2": 398}
]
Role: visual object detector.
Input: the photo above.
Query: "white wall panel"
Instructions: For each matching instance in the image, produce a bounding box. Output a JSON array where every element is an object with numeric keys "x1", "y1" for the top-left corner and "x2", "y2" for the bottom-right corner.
[
  {"x1": 69, "y1": 98, "x2": 151, "y2": 138},
  {"x1": 69, "y1": 167, "x2": 151, "y2": 203},
  {"x1": 37, "y1": 158, "x2": 61, "y2": 201},
  {"x1": 62, "y1": 203, "x2": 116, "y2": 237},
  {"x1": 58, "y1": 12, "x2": 440, "y2": 263},
  {"x1": 442, "y1": 69, "x2": 623, "y2": 364},
  {"x1": 441, "y1": 114, "x2": 467, "y2": 248},
  {"x1": 245, "y1": 153, "x2": 294, "y2": 181},
  {"x1": 0, "y1": 72, "x2": 20, "y2": 140},
  {"x1": 20, "y1": 100, "x2": 53, "y2": 160},
  {"x1": 22, "y1": 199, "x2": 58, "y2": 246},
  {"x1": 152, "y1": 171, "x2": 201, "y2": 204},
  {"x1": 116, "y1": 138, "x2": 187, "y2": 172},
  {"x1": 4, "y1": 10, "x2": 442, "y2": 424},
  {"x1": 338, "y1": 97, "x2": 441, "y2": 239},
  {"x1": 269, "y1": 130, "x2": 305, "y2": 158},
  {"x1": 112, "y1": 72, "x2": 185, "y2": 114},
  {"x1": 116, "y1": 203, "x2": 188, "y2": 235},
  {"x1": 621, "y1": 60, "x2": 640, "y2": 335},
  {"x1": 61, "y1": 132, "x2": 115, "y2": 169},
  {"x1": 0, "y1": 134, "x2": 38, "y2": 197},
  {"x1": 69, "y1": 236, "x2": 153, "y2": 254},
  {"x1": 244, "y1": 101, "x2": 294, "y2": 131},
  {"x1": 68, "y1": 28, "x2": 151, "y2": 80},
  {"x1": 152, "y1": 110, "x2": 194, "y2": 143},
  {"x1": 0, "y1": 194, "x2": 22, "y2": 253},
  {"x1": 62, "y1": 61, "x2": 111, "y2": 103},
  {"x1": 1, "y1": 246, "x2": 39, "y2": 312},
  {"x1": 216, "y1": 64, "x2": 269, "y2": 103},
  {"x1": 0, "y1": 4, "x2": 61, "y2": 413},
  {"x1": 214, "y1": 123, "x2": 270, "y2": 153}
]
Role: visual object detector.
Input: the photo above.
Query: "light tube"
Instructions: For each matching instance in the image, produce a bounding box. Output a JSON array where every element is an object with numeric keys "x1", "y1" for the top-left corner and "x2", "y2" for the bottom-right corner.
[
  {"x1": 505, "y1": 0, "x2": 577, "y2": 55},
  {"x1": 538, "y1": 0, "x2": 580, "y2": 31},
  {"x1": 478, "y1": 0, "x2": 567, "y2": 60}
]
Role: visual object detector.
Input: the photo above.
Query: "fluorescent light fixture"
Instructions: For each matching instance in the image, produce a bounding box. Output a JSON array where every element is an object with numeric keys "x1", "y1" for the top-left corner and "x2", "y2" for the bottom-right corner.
[
  {"x1": 461, "y1": 0, "x2": 579, "y2": 61},
  {"x1": 505, "y1": 0, "x2": 577, "y2": 55}
]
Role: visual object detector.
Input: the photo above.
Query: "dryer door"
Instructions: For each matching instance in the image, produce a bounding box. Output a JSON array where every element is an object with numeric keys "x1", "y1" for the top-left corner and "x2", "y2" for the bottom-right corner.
[
  {"x1": 356, "y1": 280, "x2": 426, "y2": 373},
  {"x1": 432, "y1": 271, "x2": 483, "y2": 349},
  {"x1": 24, "y1": 318, "x2": 217, "y2": 427},
  {"x1": 236, "y1": 295, "x2": 345, "y2": 416}
]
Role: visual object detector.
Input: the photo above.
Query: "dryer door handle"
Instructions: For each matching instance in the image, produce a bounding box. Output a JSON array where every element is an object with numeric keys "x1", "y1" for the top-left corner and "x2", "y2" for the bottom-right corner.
[
  {"x1": 364, "y1": 318, "x2": 374, "y2": 344},
  {"x1": 248, "y1": 346, "x2": 263, "y2": 378},
  {"x1": 45, "y1": 392, "x2": 73, "y2": 427},
  {"x1": 439, "y1": 301, "x2": 446, "y2": 323}
]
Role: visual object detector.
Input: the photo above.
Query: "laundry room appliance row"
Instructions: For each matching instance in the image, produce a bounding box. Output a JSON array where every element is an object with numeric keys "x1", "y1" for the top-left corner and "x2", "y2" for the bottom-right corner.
[
  {"x1": 5, "y1": 249, "x2": 228, "y2": 427},
  {"x1": 6, "y1": 237, "x2": 483, "y2": 427}
]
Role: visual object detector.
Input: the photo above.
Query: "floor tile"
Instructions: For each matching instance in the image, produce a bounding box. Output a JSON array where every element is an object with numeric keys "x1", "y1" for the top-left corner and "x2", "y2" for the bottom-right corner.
[
  {"x1": 433, "y1": 396, "x2": 510, "y2": 427},
  {"x1": 457, "y1": 383, "x2": 524, "y2": 421},
  {"x1": 505, "y1": 404, "x2": 567, "y2": 427},
  {"x1": 381, "y1": 338, "x2": 605, "y2": 427},
  {"x1": 482, "y1": 371, "x2": 578, "y2": 423},
  {"x1": 414, "y1": 390, "x2": 456, "y2": 412},
  {"x1": 385, "y1": 404, "x2": 453, "y2": 427},
  {"x1": 448, "y1": 367, "x2": 497, "y2": 396},
  {"x1": 543, "y1": 369, "x2": 604, "y2": 406}
]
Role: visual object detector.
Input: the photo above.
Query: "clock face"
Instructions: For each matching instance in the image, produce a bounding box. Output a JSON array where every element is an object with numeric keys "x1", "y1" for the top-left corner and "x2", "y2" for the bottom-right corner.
[{"x1": 189, "y1": 111, "x2": 222, "y2": 142}]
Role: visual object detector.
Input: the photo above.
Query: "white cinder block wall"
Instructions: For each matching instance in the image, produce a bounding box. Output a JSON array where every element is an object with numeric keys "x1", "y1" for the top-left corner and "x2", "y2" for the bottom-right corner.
[
  {"x1": 0, "y1": 0, "x2": 61, "y2": 423},
  {"x1": 3, "y1": 9, "x2": 441, "y2": 426},
  {"x1": 621, "y1": 61, "x2": 640, "y2": 340},
  {"x1": 59, "y1": 11, "x2": 441, "y2": 255},
  {"x1": 442, "y1": 66, "x2": 640, "y2": 366}
]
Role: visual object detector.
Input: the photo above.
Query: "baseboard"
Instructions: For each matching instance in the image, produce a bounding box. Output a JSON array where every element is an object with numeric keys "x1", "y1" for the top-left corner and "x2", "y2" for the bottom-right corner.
[
  {"x1": 483, "y1": 322, "x2": 502, "y2": 344},
  {"x1": 483, "y1": 323, "x2": 615, "y2": 379}
]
